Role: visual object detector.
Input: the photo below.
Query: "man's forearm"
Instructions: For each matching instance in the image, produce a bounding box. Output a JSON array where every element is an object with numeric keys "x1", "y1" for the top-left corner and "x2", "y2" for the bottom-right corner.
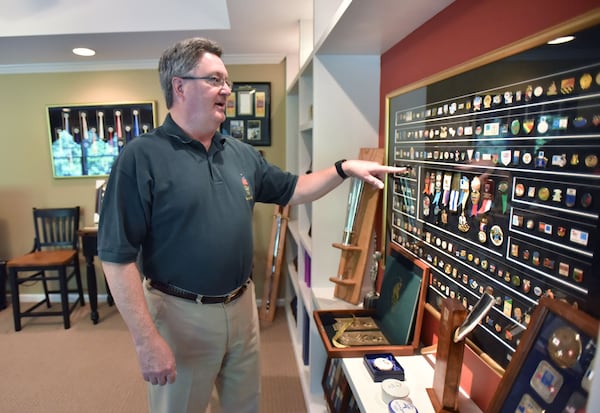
[
  {"x1": 288, "y1": 160, "x2": 405, "y2": 205},
  {"x1": 101, "y1": 261, "x2": 160, "y2": 346},
  {"x1": 288, "y1": 166, "x2": 342, "y2": 205}
]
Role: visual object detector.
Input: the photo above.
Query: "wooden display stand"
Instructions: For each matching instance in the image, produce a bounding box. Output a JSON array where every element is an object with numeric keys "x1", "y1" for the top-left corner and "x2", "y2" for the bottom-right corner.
[
  {"x1": 426, "y1": 293, "x2": 494, "y2": 413},
  {"x1": 427, "y1": 298, "x2": 467, "y2": 413},
  {"x1": 329, "y1": 147, "x2": 385, "y2": 304},
  {"x1": 259, "y1": 204, "x2": 289, "y2": 323}
]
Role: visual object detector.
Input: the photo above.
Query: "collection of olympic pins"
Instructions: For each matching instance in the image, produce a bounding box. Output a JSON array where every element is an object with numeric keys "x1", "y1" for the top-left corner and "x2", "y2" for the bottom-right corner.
[{"x1": 387, "y1": 63, "x2": 599, "y2": 367}]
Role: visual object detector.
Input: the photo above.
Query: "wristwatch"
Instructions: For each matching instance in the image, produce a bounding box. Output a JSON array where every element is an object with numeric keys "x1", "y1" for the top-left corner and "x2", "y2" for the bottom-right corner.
[{"x1": 335, "y1": 159, "x2": 348, "y2": 179}]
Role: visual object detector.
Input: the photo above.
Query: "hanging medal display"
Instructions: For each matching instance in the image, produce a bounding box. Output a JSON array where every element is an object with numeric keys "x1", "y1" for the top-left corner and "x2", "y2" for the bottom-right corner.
[
  {"x1": 449, "y1": 172, "x2": 461, "y2": 212},
  {"x1": 497, "y1": 181, "x2": 509, "y2": 214},
  {"x1": 442, "y1": 173, "x2": 452, "y2": 208},
  {"x1": 470, "y1": 176, "x2": 481, "y2": 216},
  {"x1": 440, "y1": 172, "x2": 452, "y2": 226},
  {"x1": 432, "y1": 171, "x2": 443, "y2": 222},
  {"x1": 478, "y1": 178, "x2": 495, "y2": 214},
  {"x1": 423, "y1": 196, "x2": 431, "y2": 217},
  {"x1": 478, "y1": 216, "x2": 488, "y2": 243},
  {"x1": 458, "y1": 176, "x2": 470, "y2": 233},
  {"x1": 422, "y1": 172, "x2": 432, "y2": 217},
  {"x1": 422, "y1": 173, "x2": 431, "y2": 195}
]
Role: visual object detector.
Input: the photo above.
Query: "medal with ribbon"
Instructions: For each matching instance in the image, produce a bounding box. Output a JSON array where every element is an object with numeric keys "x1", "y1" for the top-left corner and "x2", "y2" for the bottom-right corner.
[
  {"x1": 470, "y1": 176, "x2": 481, "y2": 216},
  {"x1": 478, "y1": 178, "x2": 495, "y2": 214},
  {"x1": 498, "y1": 181, "x2": 509, "y2": 213},
  {"x1": 432, "y1": 171, "x2": 442, "y2": 216},
  {"x1": 449, "y1": 172, "x2": 461, "y2": 212},
  {"x1": 423, "y1": 173, "x2": 431, "y2": 194},
  {"x1": 458, "y1": 176, "x2": 470, "y2": 232},
  {"x1": 442, "y1": 173, "x2": 452, "y2": 206}
]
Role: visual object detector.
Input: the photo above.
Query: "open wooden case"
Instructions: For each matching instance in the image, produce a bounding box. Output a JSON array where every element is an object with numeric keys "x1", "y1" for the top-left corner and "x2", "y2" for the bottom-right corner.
[
  {"x1": 487, "y1": 296, "x2": 598, "y2": 412},
  {"x1": 314, "y1": 247, "x2": 429, "y2": 357}
]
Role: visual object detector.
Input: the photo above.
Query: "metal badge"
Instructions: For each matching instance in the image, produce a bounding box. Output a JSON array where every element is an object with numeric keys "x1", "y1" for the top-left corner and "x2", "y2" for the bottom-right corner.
[{"x1": 548, "y1": 326, "x2": 583, "y2": 369}]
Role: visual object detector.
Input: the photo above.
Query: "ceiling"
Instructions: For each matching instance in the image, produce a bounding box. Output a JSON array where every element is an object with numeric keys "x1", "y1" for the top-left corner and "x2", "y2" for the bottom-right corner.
[
  {"x1": 0, "y1": 0, "x2": 452, "y2": 74},
  {"x1": 0, "y1": 0, "x2": 313, "y2": 73}
]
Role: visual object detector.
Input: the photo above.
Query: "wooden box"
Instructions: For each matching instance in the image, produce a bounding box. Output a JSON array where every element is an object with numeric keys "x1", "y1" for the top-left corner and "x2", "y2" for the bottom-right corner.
[{"x1": 314, "y1": 248, "x2": 429, "y2": 357}]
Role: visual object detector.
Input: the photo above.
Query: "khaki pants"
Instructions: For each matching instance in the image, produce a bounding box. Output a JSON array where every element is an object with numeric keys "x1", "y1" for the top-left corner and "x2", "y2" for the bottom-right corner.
[{"x1": 143, "y1": 279, "x2": 260, "y2": 413}]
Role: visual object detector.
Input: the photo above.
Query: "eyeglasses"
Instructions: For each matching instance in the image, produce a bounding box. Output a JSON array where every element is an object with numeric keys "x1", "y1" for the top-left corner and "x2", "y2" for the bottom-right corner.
[{"x1": 179, "y1": 75, "x2": 232, "y2": 89}]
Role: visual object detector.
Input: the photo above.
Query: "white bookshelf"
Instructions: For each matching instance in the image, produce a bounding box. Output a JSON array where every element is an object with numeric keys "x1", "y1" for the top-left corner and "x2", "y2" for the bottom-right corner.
[{"x1": 283, "y1": 1, "x2": 455, "y2": 411}]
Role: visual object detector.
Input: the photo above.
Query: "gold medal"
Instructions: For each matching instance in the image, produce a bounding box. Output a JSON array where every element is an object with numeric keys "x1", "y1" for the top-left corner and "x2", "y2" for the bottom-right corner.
[
  {"x1": 580, "y1": 73, "x2": 592, "y2": 90},
  {"x1": 585, "y1": 154, "x2": 598, "y2": 168},
  {"x1": 548, "y1": 326, "x2": 582, "y2": 369}
]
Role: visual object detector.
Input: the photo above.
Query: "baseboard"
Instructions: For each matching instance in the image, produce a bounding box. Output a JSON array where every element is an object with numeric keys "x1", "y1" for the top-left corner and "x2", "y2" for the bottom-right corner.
[{"x1": 13, "y1": 293, "x2": 113, "y2": 303}]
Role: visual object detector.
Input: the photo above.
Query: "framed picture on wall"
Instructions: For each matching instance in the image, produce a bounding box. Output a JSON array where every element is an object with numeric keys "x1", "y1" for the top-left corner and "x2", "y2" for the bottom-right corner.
[
  {"x1": 487, "y1": 297, "x2": 598, "y2": 413},
  {"x1": 47, "y1": 101, "x2": 157, "y2": 178},
  {"x1": 220, "y1": 82, "x2": 271, "y2": 146}
]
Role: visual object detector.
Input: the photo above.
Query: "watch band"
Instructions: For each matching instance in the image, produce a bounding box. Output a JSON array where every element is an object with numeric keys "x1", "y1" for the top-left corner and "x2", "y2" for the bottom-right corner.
[{"x1": 335, "y1": 159, "x2": 349, "y2": 179}]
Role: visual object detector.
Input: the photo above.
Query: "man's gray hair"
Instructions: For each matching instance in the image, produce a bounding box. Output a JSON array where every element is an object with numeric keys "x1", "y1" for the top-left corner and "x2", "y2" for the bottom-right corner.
[{"x1": 158, "y1": 38, "x2": 223, "y2": 108}]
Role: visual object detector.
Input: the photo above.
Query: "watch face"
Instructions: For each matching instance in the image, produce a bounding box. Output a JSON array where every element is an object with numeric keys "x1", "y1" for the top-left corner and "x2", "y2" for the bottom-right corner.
[{"x1": 548, "y1": 326, "x2": 582, "y2": 369}]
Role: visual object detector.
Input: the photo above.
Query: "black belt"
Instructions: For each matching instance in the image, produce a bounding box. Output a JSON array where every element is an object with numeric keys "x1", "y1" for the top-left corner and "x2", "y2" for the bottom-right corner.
[{"x1": 149, "y1": 279, "x2": 249, "y2": 304}]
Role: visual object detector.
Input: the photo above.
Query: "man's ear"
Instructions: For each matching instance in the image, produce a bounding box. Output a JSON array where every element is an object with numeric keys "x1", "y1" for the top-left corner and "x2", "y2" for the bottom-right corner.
[{"x1": 172, "y1": 77, "x2": 185, "y2": 97}]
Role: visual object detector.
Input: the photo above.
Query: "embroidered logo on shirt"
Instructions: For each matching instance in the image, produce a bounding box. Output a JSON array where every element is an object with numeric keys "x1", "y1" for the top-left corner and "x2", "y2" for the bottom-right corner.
[{"x1": 241, "y1": 174, "x2": 253, "y2": 201}]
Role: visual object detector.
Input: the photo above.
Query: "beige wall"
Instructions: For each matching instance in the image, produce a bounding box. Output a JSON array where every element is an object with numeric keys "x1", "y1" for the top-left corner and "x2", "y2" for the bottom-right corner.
[{"x1": 0, "y1": 61, "x2": 287, "y2": 298}]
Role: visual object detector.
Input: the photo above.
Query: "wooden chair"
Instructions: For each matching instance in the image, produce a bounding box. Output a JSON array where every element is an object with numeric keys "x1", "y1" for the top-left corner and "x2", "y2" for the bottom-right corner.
[{"x1": 7, "y1": 207, "x2": 85, "y2": 331}]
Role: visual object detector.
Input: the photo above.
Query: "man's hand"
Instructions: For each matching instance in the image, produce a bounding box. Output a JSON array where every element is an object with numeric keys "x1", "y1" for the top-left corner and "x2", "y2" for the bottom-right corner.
[
  {"x1": 341, "y1": 160, "x2": 406, "y2": 189},
  {"x1": 135, "y1": 331, "x2": 177, "y2": 386},
  {"x1": 290, "y1": 160, "x2": 406, "y2": 205}
]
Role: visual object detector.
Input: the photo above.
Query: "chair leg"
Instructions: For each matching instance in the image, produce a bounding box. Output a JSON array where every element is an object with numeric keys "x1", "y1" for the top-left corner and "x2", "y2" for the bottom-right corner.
[
  {"x1": 41, "y1": 270, "x2": 51, "y2": 308},
  {"x1": 74, "y1": 261, "x2": 85, "y2": 306},
  {"x1": 8, "y1": 268, "x2": 22, "y2": 332},
  {"x1": 58, "y1": 267, "x2": 70, "y2": 329}
]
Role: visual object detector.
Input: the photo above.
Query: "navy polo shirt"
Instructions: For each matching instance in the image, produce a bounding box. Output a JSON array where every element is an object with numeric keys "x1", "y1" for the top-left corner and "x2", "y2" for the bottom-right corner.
[{"x1": 98, "y1": 114, "x2": 298, "y2": 295}]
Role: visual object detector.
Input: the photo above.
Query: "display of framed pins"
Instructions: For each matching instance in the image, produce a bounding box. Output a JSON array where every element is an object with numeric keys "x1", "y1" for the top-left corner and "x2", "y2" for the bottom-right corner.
[
  {"x1": 487, "y1": 297, "x2": 598, "y2": 413},
  {"x1": 220, "y1": 82, "x2": 271, "y2": 146},
  {"x1": 385, "y1": 17, "x2": 600, "y2": 371},
  {"x1": 46, "y1": 101, "x2": 157, "y2": 178}
]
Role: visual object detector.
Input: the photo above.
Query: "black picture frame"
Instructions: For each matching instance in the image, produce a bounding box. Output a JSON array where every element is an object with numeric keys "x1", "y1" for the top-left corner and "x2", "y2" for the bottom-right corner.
[
  {"x1": 220, "y1": 82, "x2": 271, "y2": 146},
  {"x1": 47, "y1": 101, "x2": 157, "y2": 178}
]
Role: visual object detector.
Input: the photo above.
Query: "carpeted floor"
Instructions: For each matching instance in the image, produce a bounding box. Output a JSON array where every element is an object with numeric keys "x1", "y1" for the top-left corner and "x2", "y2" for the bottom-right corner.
[{"x1": 0, "y1": 301, "x2": 305, "y2": 412}]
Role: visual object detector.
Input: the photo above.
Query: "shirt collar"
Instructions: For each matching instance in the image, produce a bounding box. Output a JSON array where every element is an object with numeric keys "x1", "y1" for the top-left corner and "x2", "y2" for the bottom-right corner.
[{"x1": 162, "y1": 113, "x2": 226, "y2": 150}]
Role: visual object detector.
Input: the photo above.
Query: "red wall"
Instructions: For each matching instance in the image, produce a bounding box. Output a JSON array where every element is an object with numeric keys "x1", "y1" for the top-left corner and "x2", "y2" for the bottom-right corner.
[{"x1": 379, "y1": 0, "x2": 599, "y2": 410}]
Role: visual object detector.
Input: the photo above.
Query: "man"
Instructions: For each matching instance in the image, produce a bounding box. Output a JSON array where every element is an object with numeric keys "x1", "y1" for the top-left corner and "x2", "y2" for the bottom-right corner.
[{"x1": 98, "y1": 37, "x2": 404, "y2": 413}]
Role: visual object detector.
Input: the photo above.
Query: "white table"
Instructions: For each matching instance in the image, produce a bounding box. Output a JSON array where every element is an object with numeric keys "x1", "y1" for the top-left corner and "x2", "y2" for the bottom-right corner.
[{"x1": 341, "y1": 355, "x2": 482, "y2": 413}]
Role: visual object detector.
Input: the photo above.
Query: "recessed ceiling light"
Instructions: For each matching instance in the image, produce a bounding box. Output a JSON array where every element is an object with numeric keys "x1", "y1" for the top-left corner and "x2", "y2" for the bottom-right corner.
[
  {"x1": 72, "y1": 47, "x2": 96, "y2": 57},
  {"x1": 547, "y1": 35, "x2": 575, "y2": 45}
]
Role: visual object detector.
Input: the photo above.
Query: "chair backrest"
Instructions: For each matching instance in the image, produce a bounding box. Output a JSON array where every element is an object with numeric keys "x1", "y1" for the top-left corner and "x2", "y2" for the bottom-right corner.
[{"x1": 32, "y1": 207, "x2": 80, "y2": 251}]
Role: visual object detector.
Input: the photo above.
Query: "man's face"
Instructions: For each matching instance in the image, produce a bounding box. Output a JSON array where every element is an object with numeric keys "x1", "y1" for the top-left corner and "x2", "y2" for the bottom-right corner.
[{"x1": 179, "y1": 52, "x2": 231, "y2": 128}]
